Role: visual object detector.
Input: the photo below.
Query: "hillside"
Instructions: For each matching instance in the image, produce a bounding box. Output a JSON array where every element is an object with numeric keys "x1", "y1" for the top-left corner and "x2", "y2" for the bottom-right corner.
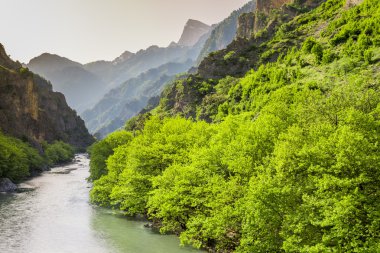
[
  {"x1": 0, "y1": 44, "x2": 94, "y2": 149},
  {"x1": 195, "y1": 0, "x2": 256, "y2": 64},
  {"x1": 82, "y1": 60, "x2": 193, "y2": 138},
  {"x1": 28, "y1": 19, "x2": 211, "y2": 117},
  {"x1": 81, "y1": 19, "x2": 214, "y2": 137},
  {"x1": 84, "y1": 3, "x2": 258, "y2": 138},
  {"x1": 0, "y1": 43, "x2": 94, "y2": 184},
  {"x1": 89, "y1": 0, "x2": 380, "y2": 252},
  {"x1": 28, "y1": 53, "x2": 107, "y2": 113}
]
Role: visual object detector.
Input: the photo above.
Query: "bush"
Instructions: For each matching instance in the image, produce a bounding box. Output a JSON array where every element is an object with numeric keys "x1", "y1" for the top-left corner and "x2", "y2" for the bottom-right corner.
[
  {"x1": 0, "y1": 132, "x2": 45, "y2": 182},
  {"x1": 88, "y1": 131, "x2": 133, "y2": 181},
  {"x1": 44, "y1": 141, "x2": 74, "y2": 166}
]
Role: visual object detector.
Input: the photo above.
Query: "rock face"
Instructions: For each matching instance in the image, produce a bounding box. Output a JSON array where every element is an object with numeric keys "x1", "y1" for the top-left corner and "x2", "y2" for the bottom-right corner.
[
  {"x1": 178, "y1": 19, "x2": 212, "y2": 47},
  {"x1": 236, "y1": 0, "x2": 294, "y2": 39},
  {"x1": 256, "y1": 0, "x2": 294, "y2": 14},
  {"x1": 236, "y1": 0, "x2": 328, "y2": 40},
  {"x1": 0, "y1": 44, "x2": 94, "y2": 149},
  {"x1": 197, "y1": 0, "x2": 325, "y2": 79},
  {"x1": 0, "y1": 178, "x2": 17, "y2": 192},
  {"x1": 196, "y1": 1, "x2": 256, "y2": 64},
  {"x1": 236, "y1": 12, "x2": 256, "y2": 39},
  {"x1": 345, "y1": 0, "x2": 364, "y2": 7}
]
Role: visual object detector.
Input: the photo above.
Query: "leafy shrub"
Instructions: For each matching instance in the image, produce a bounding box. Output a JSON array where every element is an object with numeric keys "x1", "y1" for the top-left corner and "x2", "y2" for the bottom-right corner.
[
  {"x1": 44, "y1": 141, "x2": 74, "y2": 165},
  {"x1": 88, "y1": 131, "x2": 132, "y2": 181},
  {"x1": 0, "y1": 133, "x2": 45, "y2": 182}
]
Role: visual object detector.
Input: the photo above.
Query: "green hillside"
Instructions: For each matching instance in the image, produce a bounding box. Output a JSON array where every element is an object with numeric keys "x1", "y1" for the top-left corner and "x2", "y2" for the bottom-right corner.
[{"x1": 89, "y1": 0, "x2": 380, "y2": 252}]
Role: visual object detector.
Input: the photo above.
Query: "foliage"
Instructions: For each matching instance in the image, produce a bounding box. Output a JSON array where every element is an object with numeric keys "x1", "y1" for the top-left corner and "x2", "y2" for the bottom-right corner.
[
  {"x1": 0, "y1": 133, "x2": 44, "y2": 182},
  {"x1": 90, "y1": 0, "x2": 380, "y2": 252},
  {"x1": 88, "y1": 130, "x2": 133, "y2": 181},
  {"x1": 44, "y1": 141, "x2": 75, "y2": 166}
]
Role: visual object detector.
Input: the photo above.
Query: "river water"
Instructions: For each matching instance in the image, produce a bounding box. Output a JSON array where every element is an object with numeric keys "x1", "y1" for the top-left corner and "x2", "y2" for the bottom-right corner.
[{"x1": 0, "y1": 154, "x2": 202, "y2": 253}]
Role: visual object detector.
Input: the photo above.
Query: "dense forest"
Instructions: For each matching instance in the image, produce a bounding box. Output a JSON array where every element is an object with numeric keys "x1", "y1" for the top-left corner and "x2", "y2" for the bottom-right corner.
[{"x1": 89, "y1": 0, "x2": 380, "y2": 252}]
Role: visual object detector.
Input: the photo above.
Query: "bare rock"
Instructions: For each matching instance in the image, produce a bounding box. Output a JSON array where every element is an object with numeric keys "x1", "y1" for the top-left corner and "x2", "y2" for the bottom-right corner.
[{"x1": 0, "y1": 178, "x2": 17, "y2": 192}]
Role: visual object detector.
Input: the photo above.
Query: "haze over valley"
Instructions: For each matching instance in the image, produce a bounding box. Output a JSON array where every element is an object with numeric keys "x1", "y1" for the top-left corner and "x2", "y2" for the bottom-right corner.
[{"x1": 1, "y1": 0, "x2": 380, "y2": 252}]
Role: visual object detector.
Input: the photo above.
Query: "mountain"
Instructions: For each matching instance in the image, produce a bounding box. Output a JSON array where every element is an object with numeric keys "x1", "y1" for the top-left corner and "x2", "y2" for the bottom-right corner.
[
  {"x1": 195, "y1": 0, "x2": 256, "y2": 64},
  {"x1": 153, "y1": 0, "x2": 326, "y2": 119},
  {"x1": 84, "y1": 19, "x2": 211, "y2": 89},
  {"x1": 82, "y1": 60, "x2": 194, "y2": 138},
  {"x1": 28, "y1": 19, "x2": 212, "y2": 116},
  {"x1": 0, "y1": 44, "x2": 94, "y2": 149},
  {"x1": 28, "y1": 53, "x2": 107, "y2": 113},
  {"x1": 90, "y1": 0, "x2": 380, "y2": 252},
  {"x1": 178, "y1": 19, "x2": 211, "y2": 46},
  {"x1": 83, "y1": 2, "x2": 261, "y2": 138},
  {"x1": 80, "y1": 19, "x2": 214, "y2": 138}
]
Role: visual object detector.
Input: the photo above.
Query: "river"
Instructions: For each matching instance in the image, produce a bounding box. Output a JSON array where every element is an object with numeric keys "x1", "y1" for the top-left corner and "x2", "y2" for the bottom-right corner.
[{"x1": 0, "y1": 154, "x2": 202, "y2": 253}]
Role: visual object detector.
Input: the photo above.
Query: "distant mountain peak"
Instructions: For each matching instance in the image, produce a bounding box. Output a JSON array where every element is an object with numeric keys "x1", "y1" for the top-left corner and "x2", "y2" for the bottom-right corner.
[
  {"x1": 168, "y1": 41, "x2": 178, "y2": 48},
  {"x1": 178, "y1": 19, "x2": 211, "y2": 47},
  {"x1": 112, "y1": 50, "x2": 135, "y2": 65},
  {"x1": 28, "y1": 53, "x2": 82, "y2": 69}
]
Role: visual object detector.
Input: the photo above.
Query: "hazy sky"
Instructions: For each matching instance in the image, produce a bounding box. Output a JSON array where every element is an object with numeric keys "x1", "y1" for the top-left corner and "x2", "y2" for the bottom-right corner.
[{"x1": 0, "y1": 0, "x2": 250, "y2": 64}]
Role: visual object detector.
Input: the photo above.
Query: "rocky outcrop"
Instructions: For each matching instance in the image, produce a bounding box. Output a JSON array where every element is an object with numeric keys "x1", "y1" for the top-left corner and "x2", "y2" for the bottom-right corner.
[
  {"x1": 0, "y1": 178, "x2": 17, "y2": 192},
  {"x1": 236, "y1": 0, "x2": 294, "y2": 39},
  {"x1": 256, "y1": 0, "x2": 294, "y2": 15},
  {"x1": 198, "y1": 0, "x2": 326, "y2": 79},
  {"x1": 236, "y1": 0, "x2": 327, "y2": 40},
  {"x1": 196, "y1": 1, "x2": 256, "y2": 64},
  {"x1": 0, "y1": 43, "x2": 94, "y2": 149},
  {"x1": 236, "y1": 12, "x2": 256, "y2": 39},
  {"x1": 177, "y1": 19, "x2": 211, "y2": 47},
  {"x1": 345, "y1": 0, "x2": 364, "y2": 7}
]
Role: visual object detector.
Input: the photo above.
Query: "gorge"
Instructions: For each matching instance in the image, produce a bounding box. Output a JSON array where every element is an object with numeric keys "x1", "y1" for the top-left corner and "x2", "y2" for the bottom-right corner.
[{"x1": 1, "y1": 0, "x2": 380, "y2": 252}]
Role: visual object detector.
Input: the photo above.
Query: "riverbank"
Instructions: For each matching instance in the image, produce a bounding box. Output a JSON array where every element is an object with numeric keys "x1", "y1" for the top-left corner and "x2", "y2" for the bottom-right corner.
[{"x1": 0, "y1": 152, "x2": 85, "y2": 193}]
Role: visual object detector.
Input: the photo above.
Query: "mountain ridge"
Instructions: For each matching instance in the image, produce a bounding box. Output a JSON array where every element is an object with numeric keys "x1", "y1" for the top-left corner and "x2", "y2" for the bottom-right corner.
[{"x1": 0, "y1": 44, "x2": 94, "y2": 149}]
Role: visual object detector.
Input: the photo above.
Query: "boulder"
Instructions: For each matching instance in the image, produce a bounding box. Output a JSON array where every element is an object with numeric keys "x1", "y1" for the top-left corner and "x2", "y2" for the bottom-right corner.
[{"x1": 0, "y1": 178, "x2": 17, "y2": 192}]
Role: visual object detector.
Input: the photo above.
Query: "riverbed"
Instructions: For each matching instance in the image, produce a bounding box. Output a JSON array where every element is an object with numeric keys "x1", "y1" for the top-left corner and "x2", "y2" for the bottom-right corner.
[{"x1": 0, "y1": 154, "x2": 202, "y2": 253}]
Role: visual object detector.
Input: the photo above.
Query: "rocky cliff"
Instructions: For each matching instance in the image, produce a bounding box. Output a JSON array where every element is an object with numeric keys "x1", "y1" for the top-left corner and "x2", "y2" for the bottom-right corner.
[
  {"x1": 236, "y1": 12, "x2": 256, "y2": 39},
  {"x1": 196, "y1": 1, "x2": 256, "y2": 64},
  {"x1": 177, "y1": 19, "x2": 211, "y2": 47},
  {"x1": 237, "y1": 0, "x2": 294, "y2": 39},
  {"x1": 0, "y1": 44, "x2": 94, "y2": 149},
  {"x1": 257, "y1": 0, "x2": 294, "y2": 14}
]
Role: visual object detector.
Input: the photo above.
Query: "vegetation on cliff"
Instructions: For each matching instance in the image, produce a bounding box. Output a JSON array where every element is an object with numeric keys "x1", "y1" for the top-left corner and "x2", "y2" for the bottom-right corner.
[
  {"x1": 89, "y1": 0, "x2": 380, "y2": 252},
  {"x1": 0, "y1": 42, "x2": 93, "y2": 185}
]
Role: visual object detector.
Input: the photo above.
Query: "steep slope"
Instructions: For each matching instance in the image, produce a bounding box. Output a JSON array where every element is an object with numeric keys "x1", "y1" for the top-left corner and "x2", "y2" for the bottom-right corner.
[
  {"x1": 102, "y1": 32, "x2": 208, "y2": 90},
  {"x1": 90, "y1": 0, "x2": 380, "y2": 252},
  {"x1": 196, "y1": 0, "x2": 256, "y2": 64},
  {"x1": 84, "y1": 19, "x2": 210, "y2": 91},
  {"x1": 154, "y1": 0, "x2": 320, "y2": 119},
  {"x1": 28, "y1": 19, "x2": 211, "y2": 116},
  {"x1": 81, "y1": 19, "x2": 213, "y2": 138},
  {"x1": 28, "y1": 53, "x2": 107, "y2": 113},
  {"x1": 82, "y1": 60, "x2": 193, "y2": 138},
  {"x1": 0, "y1": 44, "x2": 94, "y2": 149},
  {"x1": 83, "y1": 2, "x2": 264, "y2": 138}
]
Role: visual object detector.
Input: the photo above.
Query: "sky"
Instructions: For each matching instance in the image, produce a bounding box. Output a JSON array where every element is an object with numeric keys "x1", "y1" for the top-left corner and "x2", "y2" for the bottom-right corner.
[{"x1": 0, "y1": 0, "x2": 250, "y2": 64}]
